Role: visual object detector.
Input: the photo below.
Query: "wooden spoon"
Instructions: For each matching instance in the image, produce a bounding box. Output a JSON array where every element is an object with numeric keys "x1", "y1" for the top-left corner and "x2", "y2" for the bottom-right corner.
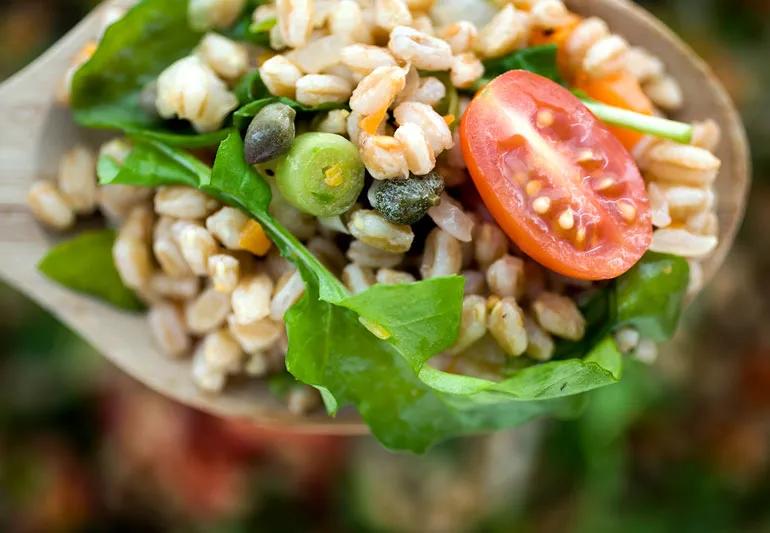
[{"x1": 0, "y1": 0, "x2": 750, "y2": 432}]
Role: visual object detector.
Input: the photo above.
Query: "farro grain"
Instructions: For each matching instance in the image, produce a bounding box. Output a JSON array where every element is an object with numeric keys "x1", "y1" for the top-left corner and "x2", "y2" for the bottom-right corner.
[
  {"x1": 533, "y1": 292, "x2": 586, "y2": 341},
  {"x1": 350, "y1": 65, "x2": 407, "y2": 116},
  {"x1": 394, "y1": 123, "x2": 436, "y2": 175},
  {"x1": 349, "y1": 209, "x2": 414, "y2": 253},
  {"x1": 347, "y1": 239, "x2": 404, "y2": 268},
  {"x1": 188, "y1": 0, "x2": 245, "y2": 31},
  {"x1": 227, "y1": 314, "x2": 283, "y2": 354},
  {"x1": 393, "y1": 101, "x2": 453, "y2": 154},
  {"x1": 375, "y1": 0, "x2": 412, "y2": 32},
  {"x1": 197, "y1": 32, "x2": 249, "y2": 80},
  {"x1": 192, "y1": 342, "x2": 226, "y2": 392},
  {"x1": 148, "y1": 273, "x2": 200, "y2": 301},
  {"x1": 155, "y1": 56, "x2": 237, "y2": 133},
  {"x1": 375, "y1": 268, "x2": 416, "y2": 284},
  {"x1": 185, "y1": 286, "x2": 231, "y2": 335},
  {"x1": 155, "y1": 186, "x2": 219, "y2": 219},
  {"x1": 388, "y1": 26, "x2": 453, "y2": 71},
  {"x1": 450, "y1": 52, "x2": 484, "y2": 89},
  {"x1": 276, "y1": 0, "x2": 314, "y2": 48},
  {"x1": 421, "y1": 227, "x2": 462, "y2": 278},
  {"x1": 259, "y1": 55, "x2": 302, "y2": 98},
  {"x1": 643, "y1": 75, "x2": 683, "y2": 111},
  {"x1": 486, "y1": 254, "x2": 525, "y2": 299},
  {"x1": 58, "y1": 146, "x2": 97, "y2": 215},
  {"x1": 270, "y1": 270, "x2": 305, "y2": 320},
  {"x1": 148, "y1": 302, "x2": 191, "y2": 358},
  {"x1": 176, "y1": 223, "x2": 219, "y2": 276},
  {"x1": 360, "y1": 134, "x2": 410, "y2": 180},
  {"x1": 428, "y1": 193, "x2": 474, "y2": 242},
  {"x1": 295, "y1": 74, "x2": 353, "y2": 106},
  {"x1": 439, "y1": 21, "x2": 477, "y2": 55},
  {"x1": 27, "y1": 181, "x2": 75, "y2": 231},
  {"x1": 232, "y1": 274, "x2": 274, "y2": 324},
  {"x1": 488, "y1": 297, "x2": 528, "y2": 357},
  {"x1": 342, "y1": 263, "x2": 376, "y2": 293},
  {"x1": 650, "y1": 228, "x2": 717, "y2": 257},
  {"x1": 462, "y1": 269, "x2": 486, "y2": 295},
  {"x1": 208, "y1": 254, "x2": 240, "y2": 293},
  {"x1": 523, "y1": 315, "x2": 554, "y2": 361},
  {"x1": 448, "y1": 295, "x2": 488, "y2": 354},
  {"x1": 475, "y1": 5, "x2": 530, "y2": 59}
]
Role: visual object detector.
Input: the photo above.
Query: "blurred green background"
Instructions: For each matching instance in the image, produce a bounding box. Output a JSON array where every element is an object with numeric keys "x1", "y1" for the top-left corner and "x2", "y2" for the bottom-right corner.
[{"x1": 1, "y1": 1, "x2": 770, "y2": 531}]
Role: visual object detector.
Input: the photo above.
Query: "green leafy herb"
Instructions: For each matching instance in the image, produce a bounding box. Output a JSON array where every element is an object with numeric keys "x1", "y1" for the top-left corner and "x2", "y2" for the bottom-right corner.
[
  {"x1": 555, "y1": 253, "x2": 690, "y2": 357},
  {"x1": 234, "y1": 97, "x2": 346, "y2": 130},
  {"x1": 234, "y1": 69, "x2": 270, "y2": 105},
  {"x1": 287, "y1": 281, "x2": 621, "y2": 451},
  {"x1": 477, "y1": 44, "x2": 564, "y2": 89},
  {"x1": 38, "y1": 229, "x2": 144, "y2": 311},
  {"x1": 70, "y1": 0, "x2": 227, "y2": 147},
  {"x1": 615, "y1": 252, "x2": 690, "y2": 341}
]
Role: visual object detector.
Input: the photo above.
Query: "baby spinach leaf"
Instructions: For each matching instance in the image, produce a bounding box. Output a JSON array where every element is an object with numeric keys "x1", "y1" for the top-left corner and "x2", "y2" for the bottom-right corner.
[
  {"x1": 70, "y1": 0, "x2": 227, "y2": 147},
  {"x1": 38, "y1": 229, "x2": 144, "y2": 311},
  {"x1": 71, "y1": 0, "x2": 200, "y2": 129},
  {"x1": 615, "y1": 252, "x2": 690, "y2": 341}
]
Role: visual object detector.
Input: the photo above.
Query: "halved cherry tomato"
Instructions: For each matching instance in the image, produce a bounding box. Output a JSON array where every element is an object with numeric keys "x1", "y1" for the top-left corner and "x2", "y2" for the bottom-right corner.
[
  {"x1": 575, "y1": 70, "x2": 655, "y2": 150},
  {"x1": 459, "y1": 70, "x2": 652, "y2": 280}
]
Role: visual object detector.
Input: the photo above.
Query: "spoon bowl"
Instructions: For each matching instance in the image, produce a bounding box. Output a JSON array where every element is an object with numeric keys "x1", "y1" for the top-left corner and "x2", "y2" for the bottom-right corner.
[{"x1": 0, "y1": 0, "x2": 750, "y2": 431}]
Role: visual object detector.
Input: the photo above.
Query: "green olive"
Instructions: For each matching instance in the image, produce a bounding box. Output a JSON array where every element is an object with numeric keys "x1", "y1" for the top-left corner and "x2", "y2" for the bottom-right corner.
[
  {"x1": 368, "y1": 171, "x2": 445, "y2": 225},
  {"x1": 244, "y1": 102, "x2": 296, "y2": 164},
  {"x1": 275, "y1": 133, "x2": 365, "y2": 217}
]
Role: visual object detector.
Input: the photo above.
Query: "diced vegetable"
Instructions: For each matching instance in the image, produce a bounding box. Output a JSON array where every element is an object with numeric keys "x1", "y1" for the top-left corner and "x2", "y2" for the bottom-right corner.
[
  {"x1": 368, "y1": 171, "x2": 445, "y2": 225},
  {"x1": 276, "y1": 132, "x2": 365, "y2": 217},
  {"x1": 244, "y1": 102, "x2": 296, "y2": 164},
  {"x1": 575, "y1": 71, "x2": 655, "y2": 149},
  {"x1": 238, "y1": 219, "x2": 273, "y2": 256}
]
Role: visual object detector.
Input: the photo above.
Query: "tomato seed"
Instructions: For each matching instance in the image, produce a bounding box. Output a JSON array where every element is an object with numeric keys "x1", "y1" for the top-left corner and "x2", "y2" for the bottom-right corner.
[
  {"x1": 525, "y1": 180, "x2": 542, "y2": 196},
  {"x1": 532, "y1": 196, "x2": 551, "y2": 214},
  {"x1": 617, "y1": 200, "x2": 637, "y2": 222},
  {"x1": 593, "y1": 176, "x2": 615, "y2": 191},
  {"x1": 558, "y1": 209, "x2": 574, "y2": 230},
  {"x1": 536, "y1": 109, "x2": 555, "y2": 128}
]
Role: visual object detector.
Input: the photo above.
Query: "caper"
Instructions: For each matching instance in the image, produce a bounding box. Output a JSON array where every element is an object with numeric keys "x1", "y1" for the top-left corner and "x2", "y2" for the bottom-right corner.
[
  {"x1": 276, "y1": 132, "x2": 365, "y2": 217},
  {"x1": 244, "y1": 102, "x2": 296, "y2": 164},
  {"x1": 368, "y1": 172, "x2": 445, "y2": 225}
]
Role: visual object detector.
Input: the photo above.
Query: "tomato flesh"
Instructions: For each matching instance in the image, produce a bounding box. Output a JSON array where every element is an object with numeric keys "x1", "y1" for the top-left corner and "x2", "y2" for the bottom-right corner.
[{"x1": 459, "y1": 70, "x2": 652, "y2": 280}]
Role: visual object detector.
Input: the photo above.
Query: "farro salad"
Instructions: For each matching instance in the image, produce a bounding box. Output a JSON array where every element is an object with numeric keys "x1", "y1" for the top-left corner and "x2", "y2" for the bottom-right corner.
[{"x1": 28, "y1": 0, "x2": 723, "y2": 451}]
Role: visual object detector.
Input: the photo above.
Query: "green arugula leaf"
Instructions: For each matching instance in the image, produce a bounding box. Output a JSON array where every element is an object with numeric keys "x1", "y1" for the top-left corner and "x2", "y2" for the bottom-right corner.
[
  {"x1": 286, "y1": 279, "x2": 621, "y2": 451},
  {"x1": 234, "y1": 97, "x2": 346, "y2": 130},
  {"x1": 477, "y1": 44, "x2": 564, "y2": 89},
  {"x1": 555, "y1": 253, "x2": 690, "y2": 357},
  {"x1": 38, "y1": 229, "x2": 144, "y2": 311},
  {"x1": 615, "y1": 252, "x2": 689, "y2": 341},
  {"x1": 234, "y1": 69, "x2": 271, "y2": 105},
  {"x1": 70, "y1": 0, "x2": 227, "y2": 147}
]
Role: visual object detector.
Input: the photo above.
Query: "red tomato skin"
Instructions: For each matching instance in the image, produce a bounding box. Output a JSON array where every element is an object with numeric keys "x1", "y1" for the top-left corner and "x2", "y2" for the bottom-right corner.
[{"x1": 460, "y1": 70, "x2": 652, "y2": 280}]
